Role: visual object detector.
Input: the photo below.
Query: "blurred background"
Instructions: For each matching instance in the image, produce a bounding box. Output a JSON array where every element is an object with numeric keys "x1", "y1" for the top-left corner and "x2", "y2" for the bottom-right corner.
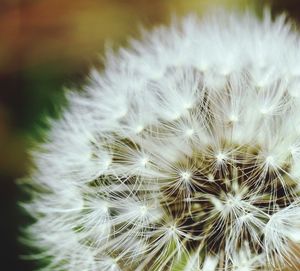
[{"x1": 1, "y1": 0, "x2": 299, "y2": 270}]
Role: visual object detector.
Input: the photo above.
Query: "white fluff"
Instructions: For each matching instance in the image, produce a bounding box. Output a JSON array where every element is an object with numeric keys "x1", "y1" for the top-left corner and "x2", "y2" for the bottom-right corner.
[{"x1": 23, "y1": 9, "x2": 300, "y2": 271}]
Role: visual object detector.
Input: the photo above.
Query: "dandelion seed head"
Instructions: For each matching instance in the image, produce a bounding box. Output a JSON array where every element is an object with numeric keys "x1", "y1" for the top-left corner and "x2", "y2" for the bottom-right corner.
[{"x1": 23, "y1": 9, "x2": 300, "y2": 271}]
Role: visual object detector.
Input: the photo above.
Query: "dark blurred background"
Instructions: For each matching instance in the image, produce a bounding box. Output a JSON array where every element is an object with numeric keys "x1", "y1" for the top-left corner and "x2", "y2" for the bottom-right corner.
[{"x1": 1, "y1": 0, "x2": 299, "y2": 270}]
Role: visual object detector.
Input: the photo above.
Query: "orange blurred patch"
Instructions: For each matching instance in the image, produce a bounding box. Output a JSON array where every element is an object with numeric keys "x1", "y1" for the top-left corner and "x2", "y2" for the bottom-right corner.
[{"x1": 0, "y1": 0, "x2": 169, "y2": 73}]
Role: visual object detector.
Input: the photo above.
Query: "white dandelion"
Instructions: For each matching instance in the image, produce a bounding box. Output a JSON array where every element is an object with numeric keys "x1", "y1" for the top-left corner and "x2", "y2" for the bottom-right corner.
[{"x1": 23, "y1": 9, "x2": 300, "y2": 270}]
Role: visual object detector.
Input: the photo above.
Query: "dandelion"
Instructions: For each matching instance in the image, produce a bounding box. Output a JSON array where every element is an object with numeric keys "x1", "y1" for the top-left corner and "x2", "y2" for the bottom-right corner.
[{"x1": 23, "y1": 9, "x2": 300, "y2": 270}]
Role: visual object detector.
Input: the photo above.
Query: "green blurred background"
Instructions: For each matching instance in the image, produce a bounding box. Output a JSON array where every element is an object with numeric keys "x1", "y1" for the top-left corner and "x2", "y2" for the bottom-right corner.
[{"x1": 1, "y1": 0, "x2": 299, "y2": 270}]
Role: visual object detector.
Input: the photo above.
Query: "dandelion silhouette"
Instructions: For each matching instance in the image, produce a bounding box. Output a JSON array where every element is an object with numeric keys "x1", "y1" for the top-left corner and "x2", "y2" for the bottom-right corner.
[{"x1": 23, "y1": 9, "x2": 300, "y2": 271}]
